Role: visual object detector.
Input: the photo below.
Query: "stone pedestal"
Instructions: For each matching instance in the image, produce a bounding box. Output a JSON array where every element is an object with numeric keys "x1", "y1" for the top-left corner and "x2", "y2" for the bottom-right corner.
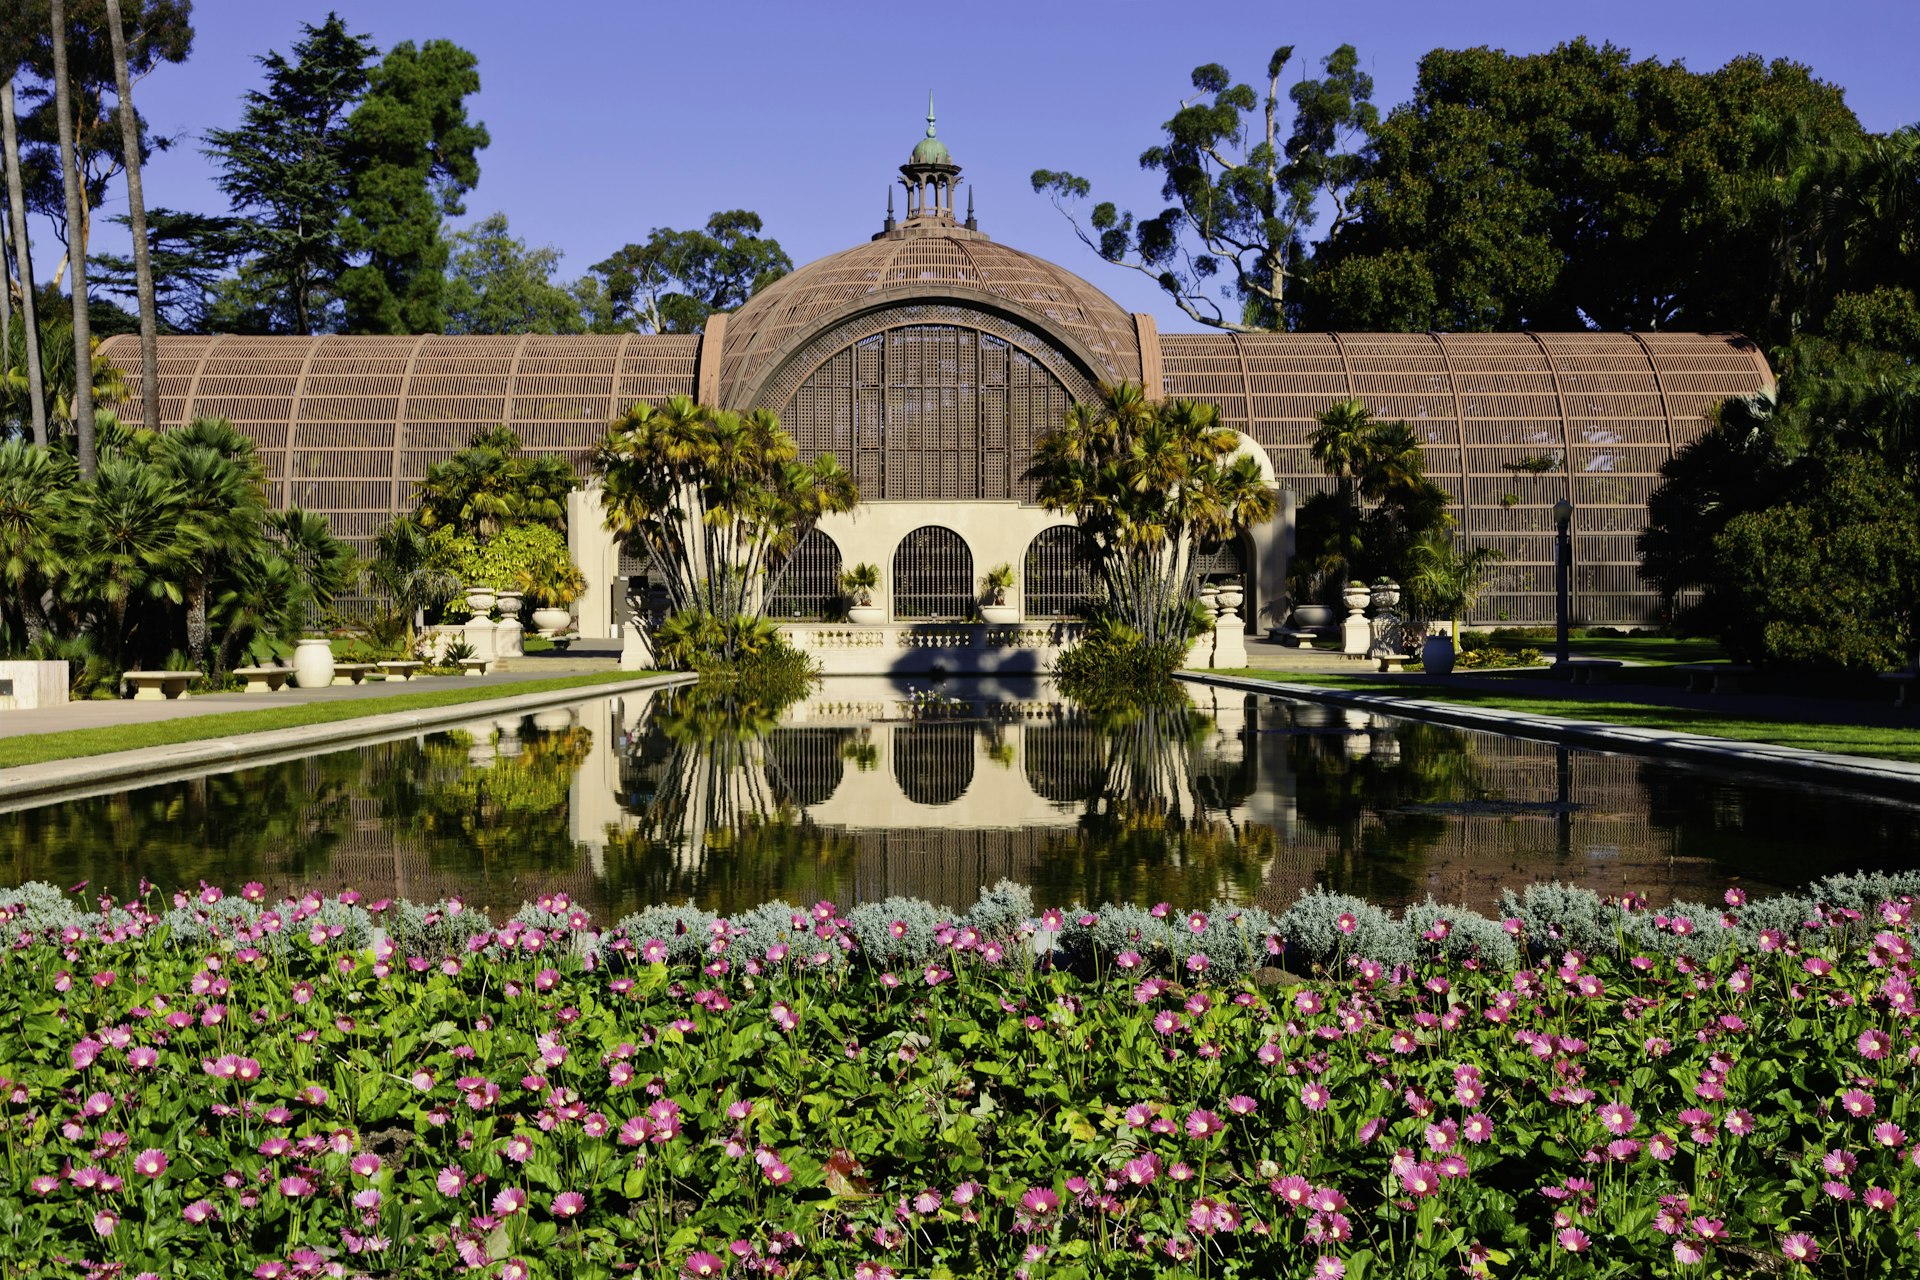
[
  {"x1": 1211, "y1": 589, "x2": 1247, "y2": 668},
  {"x1": 1368, "y1": 581, "x2": 1404, "y2": 657},
  {"x1": 619, "y1": 590, "x2": 654, "y2": 670},
  {"x1": 494, "y1": 592, "x2": 525, "y2": 658},
  {"x1": 1341, "y1": 585, "x2": 1373, "y2": 655},
  {"x1": 0, "y1": 661, "x2": 69, "y2": 709}
]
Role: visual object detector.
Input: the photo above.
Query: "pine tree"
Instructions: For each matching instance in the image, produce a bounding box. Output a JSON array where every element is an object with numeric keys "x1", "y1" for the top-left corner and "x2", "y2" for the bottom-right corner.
[
  {"x1": 203, "y1": 15, "x2": 376, "y2": 335},
  {"x1": 337, "y1": 39, "x2": 487, "y2": 335}
]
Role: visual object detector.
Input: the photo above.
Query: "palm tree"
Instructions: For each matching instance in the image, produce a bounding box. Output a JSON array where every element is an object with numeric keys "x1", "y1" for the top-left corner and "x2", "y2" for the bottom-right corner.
[
  {"x1": 103, "y1": 0, "x2": 160, "y2": 434},
  {"x1": 367, "y1": 517, "x2": 455, "y2": 655},
  {"x1": 268, "y1": 507, "x2": 358, "y2": 619},
  {"x1": 63, "y1": 453, "x2": 197, "y2": 661},
  {"x1": 154, "y1": 422, "x2": 266, "y2": 669},
  {"x1": 213, "y1": 549, "x2": 303, "y2": 672},
  {"x1": 1, "y1": 78, "x2": 47, "y2": 445},
  {"x1": 1405, "y1": 528, "x2": 1504, "y2": 638},
  {"x1": 0, "y1": 439, "x2": 76, "y2": 644},
  {"x1": 1027, "y1": 382, "x2": 1275, "y2": 648},
  {"x1": 47, "y1": 0, "x2": 96, "y2": 475}
]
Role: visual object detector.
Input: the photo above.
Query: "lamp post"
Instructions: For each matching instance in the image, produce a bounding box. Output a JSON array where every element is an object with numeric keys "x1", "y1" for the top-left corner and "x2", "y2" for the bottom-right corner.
[{"x1": 1552, "y1": 496, "x2": 1573, "y2": 668}]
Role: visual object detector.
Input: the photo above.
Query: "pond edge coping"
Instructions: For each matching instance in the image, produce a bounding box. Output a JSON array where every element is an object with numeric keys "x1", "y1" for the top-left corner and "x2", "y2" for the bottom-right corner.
[
  {"x1": 1178, "y1": 671, "x2": 1920, "y2": 802},
  {"x1": 0, "y1": 673, "x2": 696, "y2": 814}
]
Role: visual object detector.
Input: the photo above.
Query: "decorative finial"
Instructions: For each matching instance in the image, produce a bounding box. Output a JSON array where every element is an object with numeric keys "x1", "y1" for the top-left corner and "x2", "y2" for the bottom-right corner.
[
  {"x1": 965, "y1": 185, "x2": 977, "y2": 231},
  {"x1": 926, "y1": 89, "x2": 937, "y2": 138}
]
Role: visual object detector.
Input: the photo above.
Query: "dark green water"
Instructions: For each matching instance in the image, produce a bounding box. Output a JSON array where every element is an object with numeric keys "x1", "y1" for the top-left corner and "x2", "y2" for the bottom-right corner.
[{"x1": 4, "y1": 680, "x2": 1915, "y2": 918}]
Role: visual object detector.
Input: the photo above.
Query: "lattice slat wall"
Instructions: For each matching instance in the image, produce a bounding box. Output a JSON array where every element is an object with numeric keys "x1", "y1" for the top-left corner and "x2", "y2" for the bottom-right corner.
[
  {"x1": 717, "y1": 228, "x2": 1140, "y2": 403},
  {"x1": 101, "y1": 334, "x2": 698, "y2": 553},
  {"x1": 1161, "y1": 332, "x2": 1770, "y2": 625}
]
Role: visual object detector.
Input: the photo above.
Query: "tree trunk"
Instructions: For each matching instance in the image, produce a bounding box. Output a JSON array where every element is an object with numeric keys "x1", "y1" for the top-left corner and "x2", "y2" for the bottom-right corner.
[
  {"x1": 187, "y1": 573, "x2": 210, "y2": 671},
  {"x1": 1, "y1": 81, "x2": 47, "y2": 447},
  {"x1": 104, "y1": 0, "x2": 160, "y2": 434},
  {"x1": 49, "y1": 0, "x2": 96, "y2": 476}
]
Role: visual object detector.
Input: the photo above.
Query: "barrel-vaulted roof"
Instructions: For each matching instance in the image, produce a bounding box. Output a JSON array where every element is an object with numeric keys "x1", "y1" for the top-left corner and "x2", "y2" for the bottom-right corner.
[{"x1": 714, "y1": 226, "x2": 1142, "y2": 406}]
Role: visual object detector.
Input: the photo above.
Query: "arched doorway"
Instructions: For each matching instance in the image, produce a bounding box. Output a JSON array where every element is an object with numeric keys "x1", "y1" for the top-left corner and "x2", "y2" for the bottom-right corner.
[
  {"x1": 766, "y1": 530, "x2": 843, "y2": 619},
  {"x1": 891, "y1": 526, "x2": 974, "y2": 620},
  {"x1": 1024, "y1": 525, "x2": 1097, "y2": 619}
]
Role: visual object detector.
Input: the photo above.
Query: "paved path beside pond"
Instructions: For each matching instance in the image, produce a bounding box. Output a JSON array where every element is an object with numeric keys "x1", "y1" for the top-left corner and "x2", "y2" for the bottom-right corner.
[
  {"x1": 0, "y1": 666, "x2": 621, "y2": 741},
  {"x1": 1230, "y1": 641, "x2": 1920, "y2": 729}
]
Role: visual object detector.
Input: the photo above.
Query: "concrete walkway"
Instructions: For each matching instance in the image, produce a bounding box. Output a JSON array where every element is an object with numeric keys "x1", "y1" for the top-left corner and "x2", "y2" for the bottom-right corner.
[
  {"x1": 0, "y1": 667, "x2": 620, "y2": 741},
  {"x1": 0, "y1": 672, "x2": 692, "y2": 811},
  {"x1": 1184, "y1": 669, "x2": 1920, "y2": 801}
]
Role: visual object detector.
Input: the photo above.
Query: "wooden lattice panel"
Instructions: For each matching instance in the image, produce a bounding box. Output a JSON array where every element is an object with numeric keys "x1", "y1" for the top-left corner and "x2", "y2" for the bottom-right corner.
[
  {"x1": 1161, "y1": 332, "x2": 1771, "y2": 625},
  {"x1": 717, "y1": 228, "x2": 1140, "y2": 405},
  {"x1": 101, "y1": 334, "x2": 698, "y2": 572}
]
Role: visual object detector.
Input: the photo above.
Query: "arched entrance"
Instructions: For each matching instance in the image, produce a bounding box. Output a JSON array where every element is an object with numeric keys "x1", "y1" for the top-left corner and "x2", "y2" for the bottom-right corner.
[
  {"x1": 766, "y1": 530, "x2": 843, "y2": 619},
  {"x1": 1024, "y1": 525, "x2": 1097, "y2": 618},
  {"x1": 891, "y1": 526, "x2": 974, "y2": 620}
]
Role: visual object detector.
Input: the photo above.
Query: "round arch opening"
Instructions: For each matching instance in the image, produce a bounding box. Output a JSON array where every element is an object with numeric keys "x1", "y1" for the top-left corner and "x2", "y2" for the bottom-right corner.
[
  {"x1": 766, "y1": 529, "x2": 844, "y2": 620},
  {"x1": 1024, "y1": 525, "x2": 1097, "y2": 619},
  {"x1": 891, "y1": 526, "x2": 975, "y2": 621}
]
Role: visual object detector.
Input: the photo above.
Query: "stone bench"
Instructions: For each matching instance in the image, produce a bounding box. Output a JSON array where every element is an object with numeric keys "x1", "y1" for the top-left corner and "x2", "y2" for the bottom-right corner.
[
  {"x1": 1560, "y1": 658, "x2": 1624, "y2": 686},
  {"x1": 1375, "y1": 653, "x2": 1414, "y2": 673},
  {"x1": 331, "y1": 663, "x2": 376, "y2": 686},
  {"x1": 1880, "y1": 672, "x2": 1917, "y2": 708},
  {"x1": 459, "y1": 657, "x2": 494, "y2": 677},
  {"x1": 232, "y1": 666, "x2": 291, "y2": 693},
  {"x1": 1267, "y1": 628, "x2": 1321, "y2": 648},
  {"x1": 123, "y1": 671, "x2": 191, "y2": 701},
  {"x1": 375, "y1": 661, "x2": 425, "y2": 682},
  {"x1": 1673, "y1": 662, "x2": 1755, "y2": 694}
]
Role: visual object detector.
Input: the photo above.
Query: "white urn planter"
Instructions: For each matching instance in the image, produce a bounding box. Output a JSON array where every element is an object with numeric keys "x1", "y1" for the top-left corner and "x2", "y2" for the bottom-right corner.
[
  {"x1": 464, "y1": 586, "x2": 496, "y2": 616},
  {"x1": 531, "y1": 606, "x2": 572, "y2": 635},
  {"x1": 1422, "y1": 634, "x2": 1457, "y2": 676},
  {"x1": 291, "y1": 637, "x2": 335, "y2": 689},
  {"x1": 979, "y1": 605, "x2": 1020, "y2": 625},
  {"x1": 848, "y1": 605, "x2": 886, "y2": 624}
]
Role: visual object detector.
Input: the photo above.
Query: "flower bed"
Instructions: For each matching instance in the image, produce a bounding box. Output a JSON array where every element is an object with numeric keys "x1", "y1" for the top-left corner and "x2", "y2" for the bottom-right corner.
[{"x1": 1, "y1": 876, "x2": 1916, "y2": 1279}]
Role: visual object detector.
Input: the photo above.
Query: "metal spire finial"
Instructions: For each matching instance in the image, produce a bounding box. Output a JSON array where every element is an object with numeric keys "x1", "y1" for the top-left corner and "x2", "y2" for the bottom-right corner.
[{"x1": 926, "y1": 90, "x2": 937, "y2": 138}]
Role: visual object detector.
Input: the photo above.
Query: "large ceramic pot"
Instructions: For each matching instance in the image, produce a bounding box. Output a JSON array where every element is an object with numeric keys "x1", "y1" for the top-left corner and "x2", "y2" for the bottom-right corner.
[
  {"x1": 980, "y1": 604, "x2": 1020, "y2": 625},
  {"x1": 531, "y1": 606, "x2": 572, "y2": 635},
  {"x1": 1289, "y1": 604, "x2": 1335, "y2": 632},
  {"x1": 848, "y1": 605, "x2": 886, "y2": 625},
  {"x1": 1421, "y1": 634, "x2": 1457, "y2": 676},
  {"x1": 464, "y1": 586, "x2": 496, "y2": 615},
  {"x1": 290, "y1": 636, "x2": 336, "y2": 689}
]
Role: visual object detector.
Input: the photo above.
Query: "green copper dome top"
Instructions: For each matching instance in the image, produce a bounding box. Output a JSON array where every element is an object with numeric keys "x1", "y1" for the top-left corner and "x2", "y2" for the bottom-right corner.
[{"x1": 909, "y1": 92, "x2": 951, "y2": 165}]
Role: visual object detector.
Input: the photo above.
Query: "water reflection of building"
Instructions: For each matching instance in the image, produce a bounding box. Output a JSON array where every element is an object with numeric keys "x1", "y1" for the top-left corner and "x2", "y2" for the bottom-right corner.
[{"x1": 219, "y1": 683, "x2": 1912, "y2": 921}]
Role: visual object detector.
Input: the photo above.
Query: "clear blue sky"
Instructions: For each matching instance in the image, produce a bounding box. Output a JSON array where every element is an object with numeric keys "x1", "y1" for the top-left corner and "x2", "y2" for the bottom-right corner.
[{"x1": 36, "y1": 0, "x2": 1920, "y2": 329}]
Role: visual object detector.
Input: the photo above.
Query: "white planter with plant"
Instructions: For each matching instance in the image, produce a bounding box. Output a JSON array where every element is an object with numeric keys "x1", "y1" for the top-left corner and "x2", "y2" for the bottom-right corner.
[
  {"x1": 842, "y1": 563, "x2": 884, "y2": 624},
  {"x1": 980, "y1": 563, "x2": 1019, "y2": 624}
]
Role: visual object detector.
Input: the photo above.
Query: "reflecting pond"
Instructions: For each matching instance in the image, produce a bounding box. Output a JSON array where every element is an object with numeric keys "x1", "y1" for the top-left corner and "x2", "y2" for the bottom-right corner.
[{"x1": 4, "y1": 677, "x2": 1916, "y2": 918}]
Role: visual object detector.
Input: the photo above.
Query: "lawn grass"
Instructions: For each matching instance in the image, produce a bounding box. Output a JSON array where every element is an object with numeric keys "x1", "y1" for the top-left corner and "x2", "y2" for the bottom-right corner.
[
  {"x1": 0, "y1": 671, "x2": 649, "y2": 770},
  {"x1": 1207, "y1": 668, "x2": 1920, "y2": 763}
]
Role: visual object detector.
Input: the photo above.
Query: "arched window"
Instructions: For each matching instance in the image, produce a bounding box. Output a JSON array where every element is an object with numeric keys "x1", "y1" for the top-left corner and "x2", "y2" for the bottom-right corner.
[
  {"x1": 891, "y1": 526, "x2": 974, "y2": 620},
  {"x1": 765, "y1": 530, "x2": 843, "y2": 619},
  {"x1": 1024, "y1": 525, "x2": 1097, "y2": 619},
  {"x1": 781, "y1": 321, "x2": 1076, "y2": 502},
  {"x1": 1194, "y1": 535, "x2": 1249, "y2": 583}
]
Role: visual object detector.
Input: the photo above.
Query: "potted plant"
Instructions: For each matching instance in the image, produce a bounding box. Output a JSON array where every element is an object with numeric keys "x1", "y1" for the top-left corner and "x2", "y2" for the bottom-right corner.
[
  {"x1": 842, "y1": 563, "x2": 884, "y2": 624},
  {"x1": 520, "y1": 551, "x2": 586, "y2": 636},
  {"x1": 1405, "y1": 531, "x2": 1503, "y2": 677},
  {"x1": 980, "y1": 563, "x2": 1019, "y2": 624}
]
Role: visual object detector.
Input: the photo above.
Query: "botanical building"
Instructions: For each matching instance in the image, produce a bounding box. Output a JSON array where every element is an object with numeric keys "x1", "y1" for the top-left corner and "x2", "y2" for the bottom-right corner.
[{"x1": 99, "y1": 118, "x2": 1773, "y2": 632}]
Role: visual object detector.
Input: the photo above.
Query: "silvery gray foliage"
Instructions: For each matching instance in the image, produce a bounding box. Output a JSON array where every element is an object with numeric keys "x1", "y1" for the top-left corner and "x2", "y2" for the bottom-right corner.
[
  {"x1": 1808, "y1": 870, "x2": 1920, "y2": 916},
  {"x1": 1275, "y1": 890, "x2": 1418, "y2": 969},
  {"x1": 1402, "y1": 899, "x2": 1517, "y2": 969},
  {"x1": 1055, "y1": 901, "x2": 1281, "y2": 980},
  {"x1": 391, "y1": 901, "x2": 497, "y2": 956},
  {"x1": 0, "y1": 882, "x2": 90, "y2": 938},
  {"x1": 963, "y1": 880, "x2": 1035, "y2": 941},
  {"x1": 1497, "y1": 883, "x2": 1626, "y2": 955},
  {"x1": 728, "y1": 901, "x2": 814, "y2": 964},
  {"x1": 846, "y1": 897, "x2": 946, "y2": 968},
  {"x1": 606, "y1": 902, "x2": 719, "y2": 965}
]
